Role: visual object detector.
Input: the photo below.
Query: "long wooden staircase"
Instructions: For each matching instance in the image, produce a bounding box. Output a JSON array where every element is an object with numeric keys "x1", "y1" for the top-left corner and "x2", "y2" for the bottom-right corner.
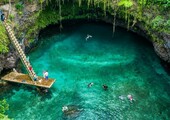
[
  {"x1": 1, "y1": 20, "x2": 55, "y2": 88},
  {"x1": 3, "y1": 21, "x2": 36, "y2": 81}
]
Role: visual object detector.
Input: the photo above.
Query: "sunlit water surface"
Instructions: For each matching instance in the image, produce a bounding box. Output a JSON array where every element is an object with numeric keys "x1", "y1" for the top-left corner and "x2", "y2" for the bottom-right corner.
[{"x1": 2, "y1": 23, "x2": 170, "y2": 120}]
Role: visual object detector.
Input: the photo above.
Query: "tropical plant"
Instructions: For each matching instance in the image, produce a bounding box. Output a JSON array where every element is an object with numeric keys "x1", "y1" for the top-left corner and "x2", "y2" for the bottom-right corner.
[
  {"x1": 0, "y1": 23, "x2": 9, "y2": 53},
  {"x1": 0, "y1": 99, "x2": 10, "y2": 120},
  {"x1": 15, "y1": 3, "x2": 24, "y2": 11}
]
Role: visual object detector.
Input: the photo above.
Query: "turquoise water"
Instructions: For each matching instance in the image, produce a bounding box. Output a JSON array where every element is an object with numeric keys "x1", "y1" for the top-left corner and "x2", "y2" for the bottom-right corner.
[{"x1": 2, "y1": 22, "x2": 170, "y2": 120}]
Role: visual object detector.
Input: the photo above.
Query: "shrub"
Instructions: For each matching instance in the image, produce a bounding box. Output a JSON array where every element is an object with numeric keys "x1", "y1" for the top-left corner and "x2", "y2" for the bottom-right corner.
[
  {"x1": 15, "y1": 3, "x2": 24, "y2": 11},
  {"x1": 0, "y1": 99, "x2": 10, "y2": 120}
]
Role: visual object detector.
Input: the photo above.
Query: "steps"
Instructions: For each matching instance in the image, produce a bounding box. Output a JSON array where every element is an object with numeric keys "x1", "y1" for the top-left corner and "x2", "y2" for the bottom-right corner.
[{"x1": 3, "y1": 21, "x2": 37, "y2": 81}]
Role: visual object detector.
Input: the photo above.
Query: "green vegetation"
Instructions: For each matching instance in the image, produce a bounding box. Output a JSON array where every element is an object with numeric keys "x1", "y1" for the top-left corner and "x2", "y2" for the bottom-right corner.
[
  {"x1": 15, "y1": 3, "x2": 23, "y2": 11},
  {"x1": 0, "y1": 22, "x2": 9, "y2": 53},
  {"x1": 40, "y1": 0, "x2": 170, "y2": 32},
  {"x1": 15, "y1": 2, "x2": 24, "y2": 15},
  {"x1": 0, "y1": 0, "x2": 33, "y2": 3},
  {"x1": 9, "y1": 14, "x2": 15, "y2": 21},
  {"x1": 0, "y1": 99, "x2": 10, "y2": 120},
  {"x1": 151, "y1": 16, "x2": 170, "y2": 33},
  {"x1": 0, "y1": 0, "x2": 9, "y2": 4}
]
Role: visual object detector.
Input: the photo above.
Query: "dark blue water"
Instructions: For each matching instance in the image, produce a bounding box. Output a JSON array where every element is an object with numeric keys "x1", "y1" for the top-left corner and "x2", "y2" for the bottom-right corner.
[{"x1": 2, "y1": 23, "x2": 170, "y2": 120}]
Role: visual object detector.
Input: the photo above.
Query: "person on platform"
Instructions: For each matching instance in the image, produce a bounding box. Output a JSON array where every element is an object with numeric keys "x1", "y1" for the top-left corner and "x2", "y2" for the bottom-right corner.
[{"x1": 44, "y1": 71, "x2": 48, "y2": 80}]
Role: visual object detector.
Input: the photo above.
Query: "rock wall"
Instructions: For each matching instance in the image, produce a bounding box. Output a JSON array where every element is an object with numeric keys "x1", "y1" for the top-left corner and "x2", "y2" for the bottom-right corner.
[
  {"x1": 154, "y1": 33, "x2": 170, "y2": 62},
  {"x1": 0, "y1": 51, "x2": 17, "y2": 72}
]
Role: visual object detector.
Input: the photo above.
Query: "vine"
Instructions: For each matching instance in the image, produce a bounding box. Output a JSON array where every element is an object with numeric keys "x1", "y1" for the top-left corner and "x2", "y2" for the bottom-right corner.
[
  {"x1": 59, "y1": 0, "x2": 62, "y2": 30},
  {"x1": 111, "y1": 0, "x2": 119, "y2": 35},
  {"x1": 78, "y1": 0, "x2": 82, "y2": 7},
  {"x1": 118, "y1": 0, "x2": 133, "y2": 29}
]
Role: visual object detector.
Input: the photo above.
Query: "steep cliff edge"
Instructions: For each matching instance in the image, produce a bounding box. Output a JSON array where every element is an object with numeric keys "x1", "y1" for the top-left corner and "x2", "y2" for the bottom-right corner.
[{"x1": 0, "y1": 0, "x2": 169, "y2": 74}]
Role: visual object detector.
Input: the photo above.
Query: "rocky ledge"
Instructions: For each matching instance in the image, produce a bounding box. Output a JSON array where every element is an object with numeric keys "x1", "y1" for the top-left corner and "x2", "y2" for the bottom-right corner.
[{"x1": 154, "y1": 33, "x2": 170, "y2": 62}]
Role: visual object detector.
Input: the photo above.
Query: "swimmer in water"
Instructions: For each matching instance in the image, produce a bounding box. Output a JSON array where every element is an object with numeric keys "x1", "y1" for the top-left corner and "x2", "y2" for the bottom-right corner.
[
  {"x1": 88, "y1": 82, "x2": 94, "y2": 87},
  {"x1": 62, "y1": 106, "x2": 68, "y2": 112},
  {"x1": 127, "y1": 94, "x2": 133, "y2": 102},
  {"x1": 86, "y1": 34, "x2": 92, "y2": 41}
]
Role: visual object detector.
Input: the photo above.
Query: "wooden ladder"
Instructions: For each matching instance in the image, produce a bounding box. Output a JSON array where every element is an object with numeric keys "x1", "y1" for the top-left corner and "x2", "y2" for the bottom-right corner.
[{"x1": 3, "y1": 21, "x2": 37, "y2": 81}]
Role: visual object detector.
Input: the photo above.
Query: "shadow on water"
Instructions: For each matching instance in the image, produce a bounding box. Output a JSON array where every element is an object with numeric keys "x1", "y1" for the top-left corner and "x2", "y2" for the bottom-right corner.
[
  {"x1": 36, "y1": 87, "x2": 53, "y2": 100},
  {"x1": 161, "y1": 59, "x2": 170, "y2": 76}
]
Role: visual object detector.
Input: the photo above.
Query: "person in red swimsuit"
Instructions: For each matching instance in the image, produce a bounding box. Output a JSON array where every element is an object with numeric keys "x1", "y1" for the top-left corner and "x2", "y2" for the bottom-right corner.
[
  {"x1": 127, "y1": 94, "x2": 133, "y2": 102},
  {"x1": 29, "y1": 66, "x2": 32, "y2": 71}
]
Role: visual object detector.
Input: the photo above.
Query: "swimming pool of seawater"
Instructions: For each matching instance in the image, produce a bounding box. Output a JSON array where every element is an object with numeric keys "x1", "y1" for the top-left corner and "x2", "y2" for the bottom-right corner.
[{"x1": 2, "y1": 22, "x2": 170, "y2": 120}]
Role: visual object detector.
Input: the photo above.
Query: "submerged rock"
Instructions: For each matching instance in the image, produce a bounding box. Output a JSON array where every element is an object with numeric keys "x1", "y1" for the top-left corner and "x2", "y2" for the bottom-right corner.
[{"x1": 62, "y1": 105, "x2": 82, "y2": 116}]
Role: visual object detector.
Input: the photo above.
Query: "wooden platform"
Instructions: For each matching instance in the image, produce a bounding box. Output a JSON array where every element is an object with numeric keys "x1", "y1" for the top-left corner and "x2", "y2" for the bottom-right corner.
[{"x1": 1, "y1": 72, "x2": 55, "y2": 88}]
